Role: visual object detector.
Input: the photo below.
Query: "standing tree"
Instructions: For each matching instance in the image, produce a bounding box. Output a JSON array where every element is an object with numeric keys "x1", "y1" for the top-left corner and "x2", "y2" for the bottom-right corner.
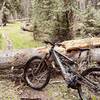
[
  {"x1": 63, "y1": 0, "x2": 74, "y2": 40},
  {"x1": 0, "y1": 0, "x2": 23, "y2": 21},
  {"x1": 31, "y1": 0, "x2": 74, "y2": 42}
]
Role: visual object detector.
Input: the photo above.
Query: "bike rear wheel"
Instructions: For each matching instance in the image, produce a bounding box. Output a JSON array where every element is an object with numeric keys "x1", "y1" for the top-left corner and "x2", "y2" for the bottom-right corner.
[
  {"x1": 78, "y1": 67, "x2": 100, "y2": 100},
  {"x1": 24, "y1": 56, "x2": 50, "y2": 90}
]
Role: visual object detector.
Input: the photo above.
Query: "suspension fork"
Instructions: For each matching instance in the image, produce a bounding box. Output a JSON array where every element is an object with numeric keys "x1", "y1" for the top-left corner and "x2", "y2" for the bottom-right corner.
[
  {"x1": 38, "y1": 50, "x2": 54, "y2": 70},
  {"x1": 33, "y1": 53, "x2": 49, "y2": 73}
]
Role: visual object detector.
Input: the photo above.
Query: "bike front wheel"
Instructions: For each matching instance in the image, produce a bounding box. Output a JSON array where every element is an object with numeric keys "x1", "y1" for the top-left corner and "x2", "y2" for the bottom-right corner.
[
  {"x1": 24, "y1": 56, "x2": 51, "y2": 90},
  {"x1": 78, "y1": 67, "x2": 100, "y2": 100}
]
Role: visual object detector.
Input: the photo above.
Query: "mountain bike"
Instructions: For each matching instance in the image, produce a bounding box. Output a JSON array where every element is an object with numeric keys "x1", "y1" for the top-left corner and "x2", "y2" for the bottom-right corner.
[{"x1": 24, "y1": 40, "x2": 100, "y2": 100}]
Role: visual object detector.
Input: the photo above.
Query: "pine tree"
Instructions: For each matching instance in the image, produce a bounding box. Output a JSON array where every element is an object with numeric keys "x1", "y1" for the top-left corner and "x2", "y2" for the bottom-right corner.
[{"x1": 31, "y1": 0, "x2": 74, "y2": 42}]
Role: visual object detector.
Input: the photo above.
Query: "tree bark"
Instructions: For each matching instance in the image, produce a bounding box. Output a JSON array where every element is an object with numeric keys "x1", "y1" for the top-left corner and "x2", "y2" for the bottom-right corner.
[
  {"x1": 0, "y1": 37, "x2": 100, "y2": 69},
  {"x1": 0, "y1": 47, "x2": 46, "y2": 69}
]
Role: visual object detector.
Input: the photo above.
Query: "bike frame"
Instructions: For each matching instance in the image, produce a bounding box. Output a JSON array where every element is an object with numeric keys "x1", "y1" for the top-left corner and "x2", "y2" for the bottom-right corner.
[
  {"x1": 44, "y1": 47, "x2": 78, "y2": 84},
  {"x1": 43, "y1": 46, "x2": 98, "y2": 90},
  {"x1": 47, "y1": 48, "x2": 100, "y2": 99}
]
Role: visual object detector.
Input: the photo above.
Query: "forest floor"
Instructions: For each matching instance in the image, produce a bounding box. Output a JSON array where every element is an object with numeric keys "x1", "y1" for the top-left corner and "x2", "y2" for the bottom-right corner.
[
  {"x1": 0, "y1": 74, "x2": 100, "y2": 100},
  {"x1": 0, "y1": 76, "x2": 79, "y2": 100}
]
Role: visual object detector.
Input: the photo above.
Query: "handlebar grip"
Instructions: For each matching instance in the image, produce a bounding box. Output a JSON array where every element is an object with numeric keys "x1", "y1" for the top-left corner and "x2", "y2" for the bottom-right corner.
[
  {"x1": 43, "y1": 40, "x2": 66, "y2": 48},
  {"x1": 43, "y1": 40, "x2": 49, "y2": 44},
  {"x1": 56, "y1": 43, "x2": 62, "y2": 47},
  {"x1": 43, "y1": 40, "x2": 54, "y2": 46},
  {"x1": 56, "y1": 43, "x2": 66, "y2": 48}
]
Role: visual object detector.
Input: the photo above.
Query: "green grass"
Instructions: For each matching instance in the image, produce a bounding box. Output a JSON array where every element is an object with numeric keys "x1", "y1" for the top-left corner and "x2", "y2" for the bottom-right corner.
[
  {"x1": 0, "y1": 22, "x2": 42, "y2": 49},
  {"x1": 0, "y1": 33, "x2": 6, "y2": 50}
]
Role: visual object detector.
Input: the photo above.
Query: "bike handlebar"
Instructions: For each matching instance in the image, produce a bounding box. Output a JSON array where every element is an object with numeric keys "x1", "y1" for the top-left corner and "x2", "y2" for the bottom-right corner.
[
  {"x1": 43, "y1": 40, "x2": 66, "y2": 48},
  {"x1": 43, "y1": 40, "x2": 54, "y2": 46}
]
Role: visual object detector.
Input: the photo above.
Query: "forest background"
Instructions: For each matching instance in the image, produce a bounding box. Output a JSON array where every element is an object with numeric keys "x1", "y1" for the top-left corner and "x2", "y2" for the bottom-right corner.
[{"x1": 0, "y1": 0, "x2": 100, "y2": 50}]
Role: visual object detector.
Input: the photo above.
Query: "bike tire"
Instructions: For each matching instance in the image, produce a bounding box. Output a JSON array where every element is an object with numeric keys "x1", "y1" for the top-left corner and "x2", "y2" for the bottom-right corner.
[
  {"x1": 78, "y1": 67, "x2": 100, "y2": 100},
  {"x1": 24, "y1": 56, "x2": 51, "y2": 90}
]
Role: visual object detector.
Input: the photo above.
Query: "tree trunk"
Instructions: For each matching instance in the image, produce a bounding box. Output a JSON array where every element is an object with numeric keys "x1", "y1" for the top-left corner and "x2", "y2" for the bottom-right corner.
[
  {"x1": 0, "y1": 48, "x2": 46, "y2": 69},
  {"x1": 0, "y1": 38, "x2": 100, "y2": 69},
  {"x1": 64, "y1": 0, "x2": 74, "y2": 40},
  {"x1": 21, "y1": 0, "x2": 31, "y2": 18}
]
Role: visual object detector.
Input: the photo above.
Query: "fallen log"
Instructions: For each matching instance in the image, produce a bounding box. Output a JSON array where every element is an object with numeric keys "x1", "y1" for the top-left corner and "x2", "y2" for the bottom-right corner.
[
  {"x1": 61, "y1": 37, "x2": 100, "y2": 50},
  {"x1": 0, "y1": 37, "x2": 100, "y2": 69},
  {"x1": 0, "y1": 48, "x2": 45, "y2": 69}
]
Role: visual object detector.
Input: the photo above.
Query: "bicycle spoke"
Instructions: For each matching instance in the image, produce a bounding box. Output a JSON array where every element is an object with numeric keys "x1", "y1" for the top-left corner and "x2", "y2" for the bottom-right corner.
[{"x1": 37, "y1": 71, "x2": 48, "y2": 79}]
